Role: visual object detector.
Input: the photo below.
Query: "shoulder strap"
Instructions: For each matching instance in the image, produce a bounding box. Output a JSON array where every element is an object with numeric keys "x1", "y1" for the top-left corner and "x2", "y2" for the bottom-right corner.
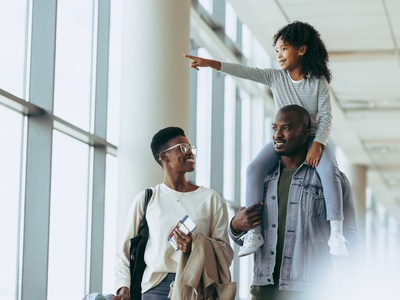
[
  {"x1": 139, "y1": 188, "x2": 153, "y2": 229},
  {"x1": 143, "y1": 188, "x2": 153, "y2": 213}
]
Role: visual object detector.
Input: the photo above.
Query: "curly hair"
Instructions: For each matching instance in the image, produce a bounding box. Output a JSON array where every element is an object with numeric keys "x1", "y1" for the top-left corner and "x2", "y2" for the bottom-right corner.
[
  {"x1": 150, "y1": 126, "x2": 185, "y2": 166},
  {"x1": 273, "y1": 21, "x2": 332, "y2": 83}
]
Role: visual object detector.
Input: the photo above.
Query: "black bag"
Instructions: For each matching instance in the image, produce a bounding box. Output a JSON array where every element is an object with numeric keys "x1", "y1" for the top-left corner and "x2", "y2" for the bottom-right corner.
[{"x1": 130, "y1": 188, "x2": 153, "y2": 300}]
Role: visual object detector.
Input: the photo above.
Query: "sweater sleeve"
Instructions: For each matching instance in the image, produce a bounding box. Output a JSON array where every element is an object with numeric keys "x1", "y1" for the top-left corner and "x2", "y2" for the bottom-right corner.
[
  {"x1": 209, "y1": 193, "x2": 234, "y2": 264},
  {"x1": 114, "y1": 190, "x2": 147, "y2": 294},
  {"x1": 220, "y1": 62, "x2": 274, "y2": 88},
  {"x1": 314, "y1": 78, "x2": 332, "y2": 146}
]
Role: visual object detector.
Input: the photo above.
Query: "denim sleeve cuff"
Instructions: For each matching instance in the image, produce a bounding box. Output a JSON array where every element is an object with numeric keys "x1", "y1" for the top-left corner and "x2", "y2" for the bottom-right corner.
[{"x1": 229, "y1": 218, "x2": 245, "y2": 238}]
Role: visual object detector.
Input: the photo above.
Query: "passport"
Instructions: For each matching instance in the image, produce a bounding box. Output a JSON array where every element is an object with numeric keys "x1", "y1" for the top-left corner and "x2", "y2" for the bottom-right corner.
[{"x1": 168, "y1": 215, "x2": 197, "y2": 250}]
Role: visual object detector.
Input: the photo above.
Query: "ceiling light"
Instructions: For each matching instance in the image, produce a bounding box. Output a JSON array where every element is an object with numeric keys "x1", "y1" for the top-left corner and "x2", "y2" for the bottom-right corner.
[
  {"x1": 340, "y1": 99, "x2": 375, "y2": 109},
  {"x1": 368, "y1": 145, "x2": 393, "y2": 154},
  {"x1": 387, "y1": 178, "x2": 400, "y2": 185}
]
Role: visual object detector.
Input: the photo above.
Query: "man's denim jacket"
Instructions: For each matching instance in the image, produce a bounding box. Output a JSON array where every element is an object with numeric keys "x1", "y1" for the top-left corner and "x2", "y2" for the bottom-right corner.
[{"x1": 230, "y1": 161, "x2": 358, "y2": 292}]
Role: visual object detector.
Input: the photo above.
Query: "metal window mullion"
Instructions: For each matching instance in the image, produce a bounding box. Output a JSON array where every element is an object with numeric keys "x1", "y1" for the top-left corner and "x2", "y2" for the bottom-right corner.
[
  {"x1": 88, "y1": 146, "x2": 107, "y2": 293},
  {"x1": 187, "y1": 40, "x2": 199, "y2": 184},
  {"x1": 236, "y1": 18, "x2": 243, "y2": 51},
  {"x1": 21, "y1": 0, "x2": 57, "y2": 299},
  {"x1": 210, "y1": 71, "x2": 225, "y2": 195},
  {"x1": 88, "y1": 0, "x2": 111, "y2": 293},
  {"x1": 209, "y1": 0, "x2": 226, "y2": 194},
  {"x1": 234, "y1": 90, "x2": 242, "y2": 208},
  {"x1": 93, "y1": 0, "x2": 110, "y2": 139},
  {"x1": 232, "y1": 89, "x2": 243, "y2": 291},
  {"x1": 212, "y1": 0, "x2": 226, "y2": 41}
]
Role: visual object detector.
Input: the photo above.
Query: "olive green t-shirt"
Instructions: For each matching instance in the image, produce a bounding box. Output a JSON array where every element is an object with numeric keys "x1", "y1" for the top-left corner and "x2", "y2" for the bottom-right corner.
[
  {"x1": 274, "y1": 167, "x2": 297, "y2": 283},
  {"x1": 253, "y1": 166, "x2": 297, "y2": 299}
]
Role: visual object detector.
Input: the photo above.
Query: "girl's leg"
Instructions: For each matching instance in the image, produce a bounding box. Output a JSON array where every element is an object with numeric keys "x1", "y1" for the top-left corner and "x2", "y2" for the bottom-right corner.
[
  {"x1": 238, "y1": 142, "x2": 279, "y2": 257},
  {"x1": 311, "y1": 139, "x2": 343, "y2": 221},
  {"x1": 246, "y1": 142, "x2": 280, "y2": 207},
  {"x1": 310, "y1": 138, "x2": 348, "y2": 256}
]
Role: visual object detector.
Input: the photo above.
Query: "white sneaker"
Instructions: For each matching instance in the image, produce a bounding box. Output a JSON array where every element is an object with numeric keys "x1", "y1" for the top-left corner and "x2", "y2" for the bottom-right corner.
[
  {"x1": 238, "y1": 228, "x2": 264, "y2": 257},
  {"x1": 328, "y1": 233, "x2": 349, "y2": 256}
]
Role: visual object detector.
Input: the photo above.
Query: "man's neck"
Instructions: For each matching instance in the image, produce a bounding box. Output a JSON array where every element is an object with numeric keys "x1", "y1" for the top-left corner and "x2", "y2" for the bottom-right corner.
[{"x1": 280, "y1": 155, "x2": 305, "y2": 169}]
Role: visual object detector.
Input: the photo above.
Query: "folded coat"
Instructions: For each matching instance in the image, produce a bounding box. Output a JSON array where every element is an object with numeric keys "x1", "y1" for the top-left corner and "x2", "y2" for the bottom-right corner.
[{"x1": 169, "y1": 234, "x2": 236, "y2": 300}]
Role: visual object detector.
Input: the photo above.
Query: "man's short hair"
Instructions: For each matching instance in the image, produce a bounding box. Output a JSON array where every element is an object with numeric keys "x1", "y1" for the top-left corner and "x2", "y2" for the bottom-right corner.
[
  {"x1": 278, "y1": 105, "x2": 311, "y2": 130},
  {"x1": 150, "y1": 126, "x2": 185, "y2": 166}
]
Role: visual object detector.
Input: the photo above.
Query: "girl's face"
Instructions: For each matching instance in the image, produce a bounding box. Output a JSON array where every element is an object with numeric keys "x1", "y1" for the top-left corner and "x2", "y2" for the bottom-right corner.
[{"x1": 275, "y1": 37, "x2": 306, "y2": 73}]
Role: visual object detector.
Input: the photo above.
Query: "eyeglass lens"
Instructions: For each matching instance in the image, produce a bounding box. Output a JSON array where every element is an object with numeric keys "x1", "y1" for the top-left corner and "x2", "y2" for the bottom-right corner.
[{"x1": 180, "y1": 143, "x2": 196, "y2": 154}]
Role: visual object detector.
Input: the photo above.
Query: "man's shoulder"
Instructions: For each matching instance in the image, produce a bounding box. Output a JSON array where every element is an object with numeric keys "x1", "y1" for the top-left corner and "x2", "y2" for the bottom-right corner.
[{"x1": 302, "y1": 165, "x2": 351, "y2": 188}]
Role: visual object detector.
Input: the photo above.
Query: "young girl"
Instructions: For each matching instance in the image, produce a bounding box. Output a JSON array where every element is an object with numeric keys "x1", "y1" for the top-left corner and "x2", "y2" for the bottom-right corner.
[{"x1": 184, "y1": 21, "x2": 348, "y2": 257}]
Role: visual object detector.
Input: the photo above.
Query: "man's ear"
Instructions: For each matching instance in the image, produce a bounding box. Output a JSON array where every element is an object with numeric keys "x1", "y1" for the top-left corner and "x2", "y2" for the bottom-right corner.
[
  {"x1": 302, "y1": 128, "x2": 310, "y2": 142},
  {"x1": 299, "y1": 45, "x2": 307, "y2": 56}
]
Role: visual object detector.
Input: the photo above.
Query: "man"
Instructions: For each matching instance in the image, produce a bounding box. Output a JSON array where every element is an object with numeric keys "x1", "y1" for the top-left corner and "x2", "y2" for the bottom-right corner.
[{"x1": 230, "y1": 105, "x2": 358, "y2": 300}]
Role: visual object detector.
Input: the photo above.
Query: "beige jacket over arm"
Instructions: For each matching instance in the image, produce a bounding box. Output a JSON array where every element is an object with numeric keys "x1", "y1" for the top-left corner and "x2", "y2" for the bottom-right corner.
[{"x1": 169, "y1": 234, "x2": 236, "y2": 300}]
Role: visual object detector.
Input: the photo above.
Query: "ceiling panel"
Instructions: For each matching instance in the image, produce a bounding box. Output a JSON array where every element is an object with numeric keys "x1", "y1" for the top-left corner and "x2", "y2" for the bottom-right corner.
[{"x1": 386, "y1": 0, "x2": 400, "y2": 11}]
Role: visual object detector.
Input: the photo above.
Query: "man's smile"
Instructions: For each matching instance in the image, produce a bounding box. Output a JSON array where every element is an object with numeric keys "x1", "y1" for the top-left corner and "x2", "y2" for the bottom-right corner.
[{"x1": 274, "y1": 139, "x2": 285, "y2": 148}]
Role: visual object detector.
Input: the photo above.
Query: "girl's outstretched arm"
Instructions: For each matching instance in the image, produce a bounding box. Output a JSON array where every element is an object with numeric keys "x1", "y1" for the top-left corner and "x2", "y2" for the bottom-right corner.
[{"x1": 183, "y1": 54, "x2": 221, "y2": 71}]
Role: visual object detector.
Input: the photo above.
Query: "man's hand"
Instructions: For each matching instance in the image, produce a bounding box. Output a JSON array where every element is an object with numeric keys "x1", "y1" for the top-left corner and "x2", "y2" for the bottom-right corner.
[
  {"x1": 111, "y1": 287, "x2": 129, "y2": 300},
  {"x1": 231, "y1": 202, "x2": 263, "y2": 233},
  {"x1": 183, "y1": 54, "x2": 221, "y2": 71},
  {"x1": 306, "y1": 141, "x2": 323, "y2": 168}
]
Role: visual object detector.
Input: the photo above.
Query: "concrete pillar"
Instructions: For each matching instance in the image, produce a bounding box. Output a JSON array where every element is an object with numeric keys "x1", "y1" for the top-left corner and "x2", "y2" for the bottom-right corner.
[{"x1": 117, "y1": 0, "x2": 191, "y2": 238}]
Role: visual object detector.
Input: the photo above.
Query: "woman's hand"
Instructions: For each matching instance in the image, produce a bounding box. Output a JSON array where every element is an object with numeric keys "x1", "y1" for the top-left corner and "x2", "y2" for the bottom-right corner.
[
  {"x1": 173, "y1": 228, "x2": 193, "y2": 254},
  {"x1": 183, "y1": 54, "x2": 221, "y2": 71},
  {"x1": 306, "y1": 141, "x2": 323, "y2": 168},
  {"x1": 111, "y1": 287, "x2": 129, "y2": 300}
]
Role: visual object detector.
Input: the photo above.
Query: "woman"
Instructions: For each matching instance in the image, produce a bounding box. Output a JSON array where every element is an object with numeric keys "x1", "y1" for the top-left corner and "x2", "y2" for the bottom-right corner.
[{"x1": 112, "y1": 126, "x2": 234, "y2": 299}]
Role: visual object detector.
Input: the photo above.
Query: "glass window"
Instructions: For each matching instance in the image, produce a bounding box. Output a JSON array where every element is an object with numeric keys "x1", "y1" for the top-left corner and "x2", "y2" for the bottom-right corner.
[
  {"x1": 242, "y1": 24, "x2": 272, "y2": 69},
  {"x1": 107, "y1": 0, "x2": 123, "y2": 146},
  {"x1": 0, "y1": 1, "x2": 28, "y2": 98},
  {"x1": 242, "y1": 24, "x2": 251, "y2": 61},
  {"x1": 195, "y1": 48, "x2": 213, "y2": 187},
  {"x1": 199, "y1": 0, "x2": 213, "y2": 14},
  {"x1": 223, "y1": 76, "x2": 236, "y2": 202},
  {"x1": 102, "y1": 154, "x2": 118, "y2": 293},
  {"x1": 387, "y1": 216, "x2": 400, "y2": 273},
  {"x1": 47, "y1": 131, "x2": 89, "y2": 300},
  {"x1": 0, "y1": 105, "x2": 24, "y2": 300},
  {"x1": 54, "y1": 0, "x2": 94, "y2": 131},
  {"x1": 239, "y1": 254, "x2": 254, "y2": 299},
  {"x1": 239, "y1": 92, "x2": 251, "y2": 207},
  {"x1": 225, "y1": 2, "x2": 237, "y2": 43}
]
